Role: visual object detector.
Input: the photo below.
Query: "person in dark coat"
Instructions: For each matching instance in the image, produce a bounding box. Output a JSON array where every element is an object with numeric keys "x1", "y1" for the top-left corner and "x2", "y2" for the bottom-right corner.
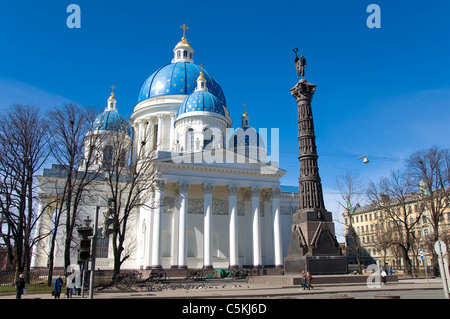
[
  {"x1": 53, "y1": 275, "x2": 63, "y2": 298},
  {"x1": 306, "y1": 272, "x2": 313, "y2": 290},
  {"x1": 15, "y1": 274, "x2": 26, "y2": 299}
]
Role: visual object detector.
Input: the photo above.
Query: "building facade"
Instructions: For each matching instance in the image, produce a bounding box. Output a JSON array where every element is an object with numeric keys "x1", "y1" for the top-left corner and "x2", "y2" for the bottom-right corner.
[
  {"x1": 343, "y1": 194, "x2": 450, "y2": 273},
  {"x1": 31, "y1": 29, "x2": 299, "y2": 271}
]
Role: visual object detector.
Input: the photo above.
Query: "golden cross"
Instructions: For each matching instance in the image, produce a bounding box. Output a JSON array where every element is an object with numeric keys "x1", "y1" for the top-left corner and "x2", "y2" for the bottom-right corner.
[
  {"x1": 110, "y1": 85, "x2": 116, "y2": 93},
  {"x1": 180, "y1": 23, "x2": 189, "y2": 38},
  {"x1": 199, "y1": 63, "x2": 204, "y2": 69},
  {"x1": 243, "y1": 104, "x2": 247, "y2": 111}
]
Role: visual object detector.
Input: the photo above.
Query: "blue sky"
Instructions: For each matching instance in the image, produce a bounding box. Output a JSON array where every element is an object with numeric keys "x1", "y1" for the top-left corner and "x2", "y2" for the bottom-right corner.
[{"x1": 1, "y1": 1, "x2": 450, "y2": 238}]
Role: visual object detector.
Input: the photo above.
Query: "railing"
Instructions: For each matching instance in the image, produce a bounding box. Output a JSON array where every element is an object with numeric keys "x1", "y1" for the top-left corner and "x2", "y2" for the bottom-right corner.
[{"x1": 0, "y1": 269, "x2": 114, "y2": 295}]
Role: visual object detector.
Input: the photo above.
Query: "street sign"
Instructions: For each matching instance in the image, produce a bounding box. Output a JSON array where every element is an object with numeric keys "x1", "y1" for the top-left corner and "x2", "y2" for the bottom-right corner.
[
  {"x1": 419, "y1": 249, "x2": 424, "y2": 260},
  {"x1": 434, "y1": 240, "x2": 450, "y2": 299},
  {"x1": 434, "y1": 240, "x2": 447, "y2": 257}
]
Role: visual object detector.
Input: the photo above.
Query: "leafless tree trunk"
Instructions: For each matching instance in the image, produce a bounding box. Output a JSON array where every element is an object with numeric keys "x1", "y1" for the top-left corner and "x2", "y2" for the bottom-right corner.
[
  {"x1": 407, "y1": 146, "x2": 450, "y2": 276},
  {"x1": 336, "y1": 171, "x2": 365, "y2": 273},
  {"x1": 100, "y1": 128, "x2": 159, "y2": 279},
  {"x1": 44, "y1": 104, "x2": 103, "y2": 284},
  {"x1": 0, "y1": 104, "x2": 50, "y2": 281},
  {"x1": 366, "y1": 169, "x2": 423, "y2": 275}
]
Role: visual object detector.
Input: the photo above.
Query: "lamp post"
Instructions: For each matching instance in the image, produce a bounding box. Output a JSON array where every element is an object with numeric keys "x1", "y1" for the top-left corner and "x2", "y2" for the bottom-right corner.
[
  {"x1": 89, "y1": 206, "x2": 100, "y2": 299},
  {"x1": 77, "y1": 215, "x2": 93, "y2": 298}
]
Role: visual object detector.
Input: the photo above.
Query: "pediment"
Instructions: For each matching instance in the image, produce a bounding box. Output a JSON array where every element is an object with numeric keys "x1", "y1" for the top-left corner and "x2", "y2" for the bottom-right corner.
[{"x1": 154, "y1": 149, "x2": 285, "y2": 176}]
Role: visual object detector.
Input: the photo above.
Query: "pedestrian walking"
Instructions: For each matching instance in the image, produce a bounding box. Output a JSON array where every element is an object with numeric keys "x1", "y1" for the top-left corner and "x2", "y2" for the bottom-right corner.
[
  {"x1": 14, "y1": 274, "x2": 26, "y2": 299},
  {"x1": 65, "y1": 270, "x2": 76, "y2": 298},
  {"x1": 53, "y1": 275, "x2": 63, "y2": 298},
  {"x1": 381, "y1": 269, "x2": 387, "y2": 285},
  {"x1": 306, "y1": 271, "x2": 313, "y2": 290},
  {"x1": 301, "y1": 270, "x2": 307, "y2": 290}
]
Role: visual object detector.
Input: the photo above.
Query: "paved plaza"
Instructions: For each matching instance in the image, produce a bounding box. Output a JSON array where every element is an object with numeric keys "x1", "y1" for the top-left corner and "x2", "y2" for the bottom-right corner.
[{"x1": 0, "y1": 277, "x2": 445, "y2": 300}]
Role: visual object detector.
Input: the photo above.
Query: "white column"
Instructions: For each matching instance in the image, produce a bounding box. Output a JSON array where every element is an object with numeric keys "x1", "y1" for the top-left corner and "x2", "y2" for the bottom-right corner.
[
  {"x1": 144, "y1": 191, "x2": 155, "y2": 269},
  {"x1": 251, "y1": 186, "x2": 262, "y2": 268},
  {"x1": 31, "y1": 195, "x2": 53, "y2": 268},
  {"x1": 137, "y1": 120, "x2": 145, "y2": 156},
  {"x1": 157, "y1": 114, "x2": 164, "y2": 151},
  {"x1": 203, "y1": 183, "x2": 214, "y2": 269},
  {"x1": 271, "y1": 188, "x2": 283, "y2": 268},
  {"x1": 151, "y1": 180, "x2": 165, "y2": 269},
  {"x1": 169, "y1": 112, "x2": 176, "y2": 151},
  {"x1": 178, "y1": 181, "x2": 190, "y2": 268},
  {"x1": 227, "y1": 185, "x2": 239, "y2": 268}
]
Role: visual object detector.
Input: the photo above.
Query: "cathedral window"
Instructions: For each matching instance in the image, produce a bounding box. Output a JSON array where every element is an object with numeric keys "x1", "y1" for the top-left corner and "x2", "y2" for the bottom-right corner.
[
  {"x1": 95, "y1": 228, "x2": 109, "y2": 258},
  {"x1": 177, "y1": 50, "x2": 181, "y2": 58},
  {"x1": 186, "y1": 128, "x2": 194, "y2": 151},
  {"x1": 203, "y1": 127, "x2": 213, "y2": 148},
  {"x1": 103, "y1": 146, "x2": 113, "y2": 166},
  {"x1": 183, "y1": 50, "x2": 187, "y2": 58},
  {"x1": 152, "y1": 125, "x2": 158, "y2": 150},
  {"x1": 245, "y1": 136, "x2": 250, "y2": 158}
]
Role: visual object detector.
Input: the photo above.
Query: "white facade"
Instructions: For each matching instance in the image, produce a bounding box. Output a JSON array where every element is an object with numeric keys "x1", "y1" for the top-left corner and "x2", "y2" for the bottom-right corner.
[{"x1": 31, "y1": 31, "x2": 299, "y2": 270}]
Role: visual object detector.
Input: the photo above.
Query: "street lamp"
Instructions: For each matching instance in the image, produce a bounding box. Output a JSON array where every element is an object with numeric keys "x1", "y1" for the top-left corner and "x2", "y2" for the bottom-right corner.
[
  {"x1": 83, "y1": 216, "x2": 92, "y2": 228},
  {"x1": 357, "y1": 156, "x2": 369, "y2": 164}
]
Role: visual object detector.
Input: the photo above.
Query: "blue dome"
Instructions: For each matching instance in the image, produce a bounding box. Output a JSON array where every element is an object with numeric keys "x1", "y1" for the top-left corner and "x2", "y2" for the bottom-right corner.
[
  {"x1": 137, "y1": 62, "x2": 226, "y2": 106},
  {"x1": 93, "y1": 110, "x2": 131, "y2": 136},
  {"x1": 177, "y1": 90, "x2": 226, "y2": 117}
]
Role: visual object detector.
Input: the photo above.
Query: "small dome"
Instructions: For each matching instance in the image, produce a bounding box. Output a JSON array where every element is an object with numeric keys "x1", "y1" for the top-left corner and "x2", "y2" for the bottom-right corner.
[
  {"x1": 177, "y1": 90, "x2": 226, "y2": 118},
  {"x1": 92, "y1": 110, "x2": 131, "y2": 136},
  {"x1": 228, "y1": 109, "x2": 267, "y2": 161},
  {"x1": 229, "y1": 126, "x2": 266, "y2": 149}
]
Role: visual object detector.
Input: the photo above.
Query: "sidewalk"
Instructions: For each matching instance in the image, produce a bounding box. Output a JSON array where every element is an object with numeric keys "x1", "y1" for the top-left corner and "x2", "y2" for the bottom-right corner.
[{"x1": 0, "y1": 277, "x2": 443, "y2": 299}]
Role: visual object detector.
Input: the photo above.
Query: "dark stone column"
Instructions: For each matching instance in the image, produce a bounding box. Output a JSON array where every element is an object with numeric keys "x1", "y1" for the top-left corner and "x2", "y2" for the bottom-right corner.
[{"x1": 284, "y1": 78, "x2": 347, "y2": 275}]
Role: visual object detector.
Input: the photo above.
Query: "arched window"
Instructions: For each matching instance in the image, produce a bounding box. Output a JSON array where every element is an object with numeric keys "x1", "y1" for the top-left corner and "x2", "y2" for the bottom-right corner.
[
  {"x1": 233, "y1": 135, "x2": 238, "y2": 152},
  {"x1": 186, "y1": 128, "x2": 194, "y2": 151},
  {"x1": 203, "y1": 127, "x2": 212, "y2": 149},
  {"x1": 119, "y1": 150, "x2": 127, "y2": 167},
  {"x1": 245, "y1": 136, "x2": 250, "y2": 158},
  {"x1": 183, "y1": 50, "x2": 187, "y2": 58},
  {"x1": 103, "y1": 146, "x2": 113, "y2": 166},
  {"x1": 152, "y1": 124, "x2": 158, "y2": 151},
  {"x1": 95, "y1": 228, "x2": 109, "y2": 258},
  {"x1": 177, "y1": 50, "x2": 181, "y2": 58}
]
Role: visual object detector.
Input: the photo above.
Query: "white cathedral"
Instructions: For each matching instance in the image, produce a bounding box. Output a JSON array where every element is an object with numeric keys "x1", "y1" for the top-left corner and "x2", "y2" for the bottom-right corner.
[{"x1": 31, "y1": 28, "x2": 299, "y2": 271}]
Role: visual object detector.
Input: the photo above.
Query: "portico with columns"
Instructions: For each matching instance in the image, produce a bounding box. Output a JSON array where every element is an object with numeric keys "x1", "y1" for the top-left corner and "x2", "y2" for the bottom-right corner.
[{"x1": 136, "y1": 164, "x2": 287, "y2": 270}]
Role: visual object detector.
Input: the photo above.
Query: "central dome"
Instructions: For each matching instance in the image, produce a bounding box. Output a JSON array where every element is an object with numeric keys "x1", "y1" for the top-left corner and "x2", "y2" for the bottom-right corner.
[{"x1": 137, "y1": 62, "x2": 226, "y2": 106}]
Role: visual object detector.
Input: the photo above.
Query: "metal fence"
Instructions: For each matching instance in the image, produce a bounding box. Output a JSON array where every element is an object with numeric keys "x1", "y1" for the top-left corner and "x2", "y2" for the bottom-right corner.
[{"x1": 0, "y1": 269, "x2": 114, "y2": 295}]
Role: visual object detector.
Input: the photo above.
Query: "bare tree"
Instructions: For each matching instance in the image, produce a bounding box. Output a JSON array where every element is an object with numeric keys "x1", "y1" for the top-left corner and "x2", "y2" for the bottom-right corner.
[
  {"x1": 0, "y1": 104, "x2": 51, "y2": 281},
  {"x1": 99, "y1": 124, "x2": 160, "y2": 278},
  {"x1": 366, "y1": 169, "x2": 423, "y2": 275},
  {"x1": 336, "y1": 171, "x2": 365, "y2": 273},
  {"x1": 407, "y1": 146, "x2": 450, "y2": 275},
  {"x1": 43, "y1": 103, "x2": 102, "y2": 284}
]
